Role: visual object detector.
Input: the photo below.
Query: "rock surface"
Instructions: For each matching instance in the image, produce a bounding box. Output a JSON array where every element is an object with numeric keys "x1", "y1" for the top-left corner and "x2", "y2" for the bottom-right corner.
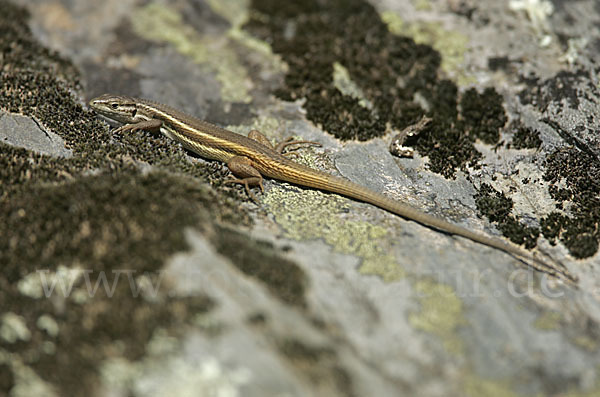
[{"x1": 1, "y1": 0, "x2": 599, "y2": 396}]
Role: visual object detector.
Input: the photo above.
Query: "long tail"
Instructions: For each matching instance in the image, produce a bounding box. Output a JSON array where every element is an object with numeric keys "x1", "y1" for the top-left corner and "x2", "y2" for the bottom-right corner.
[{"x1": 266, "y1": 161, "x2": 577, "y2": 284}]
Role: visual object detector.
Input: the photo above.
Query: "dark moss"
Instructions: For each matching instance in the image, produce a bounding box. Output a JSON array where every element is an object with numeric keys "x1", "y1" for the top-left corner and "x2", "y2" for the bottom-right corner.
[
  {"x1": 247, "y1": 312, "x2": 267, "y2": 325},
  {"x1": 0, "y1": 363, "x2": 14, "y2": 395},
  {"x1": 278, "y1": 339, "x2": 357, "y2": 397},
  {"x1": 459, "y1": 87, "x2": 507, "y2": 145},
  {"x1": 474, "y1": 183, "x2": 539, "y2": 249},
  {"x1": 0, "y1": 0, "x2": 79, "y2": 86},
  {"x1": 245, "y1": 0, "x2": 506, "y2": 178},
  {"x1": 510, "y1": 126, "x2": 542, "y2": 150},
  {"x1": 518, "y1": 69, "x2": 590, "y2": 112},
  {"x1": 488, "y1": 56, "x2": 511, "y2": 71},
  {"x1": 474, "y1": 183, "x2": 513, "y2": 223},
  {"x1": 0, "y1": 2, "x2": 261, "y2": 394},
  {"x1": 560, "y1": 220, "x2": 598, "y2": 258},
  {"x1": 496, "y1": 218, "x2": 540, "y2": 249},
  {"x1": 540, "y1": 118, "x2": 598, "y2": 162},
  {"x1": 0, "y1": 167, "x2": 222, "y2": 393},
  {"x1": 540, "y1": 212, "x2": 568, "y2": 245},
  {"x1": 542, "y1": 147, "x2": 599, "y2": 258},
  {"x1": 212, "y1": 227, "x2": 308, "y2": 307},
  {"x1": 0, "y1": 0, "x2": 248, "y2": 199},
  {"x1": 0, "y1": 66, "x2": 232, "y2": 181},
  {"x1": 280, "y1": 339, "x2": 335, "y2": 362}
]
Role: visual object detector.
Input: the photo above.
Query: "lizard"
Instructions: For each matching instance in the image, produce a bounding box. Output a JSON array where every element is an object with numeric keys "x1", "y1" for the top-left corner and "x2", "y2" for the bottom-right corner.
[{"x1": 88, "y1": 94, "x2": 577, "y2": 284}]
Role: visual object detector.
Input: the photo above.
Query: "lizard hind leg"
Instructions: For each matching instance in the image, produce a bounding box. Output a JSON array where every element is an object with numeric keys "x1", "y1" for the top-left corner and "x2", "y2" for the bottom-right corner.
[
  {"x1": 248, "y1": 129, "x2": 274, "y2": 148},
  {"x1": 224, "y1": 155, "x2": 265, "y2": 201},
  {"x1": 274, "y1": 136, "x2": 322, "y2": 154}
]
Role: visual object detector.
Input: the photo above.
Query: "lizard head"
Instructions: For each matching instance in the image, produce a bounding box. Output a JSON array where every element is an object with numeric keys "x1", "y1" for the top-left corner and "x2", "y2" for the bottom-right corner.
[{"x1": 89, "y1": 94, "x2": 139, "y2": 124}]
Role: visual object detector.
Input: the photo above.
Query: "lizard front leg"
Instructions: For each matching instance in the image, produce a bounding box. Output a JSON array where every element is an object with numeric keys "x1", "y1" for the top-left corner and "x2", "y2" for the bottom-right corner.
[{"x1": 112, "y1": 119, "x2": 163, "y2": 134}]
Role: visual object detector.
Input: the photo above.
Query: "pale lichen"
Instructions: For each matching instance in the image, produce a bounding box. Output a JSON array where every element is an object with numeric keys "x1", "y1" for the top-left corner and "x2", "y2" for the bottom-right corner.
[
  {"x1": 332, "y1": 62, "x2": 373, "y2": 110},
  {"x1": 509, "y1": 0, "x2": 554, "y2": 46},
  {"x1": 533, "y1": 311, "x2": 561, "y2": 331},
  {"x1": 408, "y1": 279, "x2": 465, "y2": 354},
  {"x1": 262, "y1": 184, "x2": 405, "y2": 282},
  {"x1": 132, "y1": 3, "x2": 252, "y2": 103},
  {"x1": 381, "y1": 11, "x2": 473, "y2": 86},
  {"x1": 463, "y1": 375, "x2": 519, "y2": 397}
]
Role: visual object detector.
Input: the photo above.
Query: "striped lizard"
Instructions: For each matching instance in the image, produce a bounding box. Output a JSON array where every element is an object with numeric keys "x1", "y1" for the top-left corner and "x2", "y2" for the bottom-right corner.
[{"x1": 89, "y1": 94, "x2": 577, "y2": 284}]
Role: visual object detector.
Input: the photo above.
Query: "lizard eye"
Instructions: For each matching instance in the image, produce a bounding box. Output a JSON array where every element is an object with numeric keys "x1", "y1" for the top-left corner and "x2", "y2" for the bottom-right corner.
[{"x1": 111, "y1": 103, "x2": 119, "y2": 109}]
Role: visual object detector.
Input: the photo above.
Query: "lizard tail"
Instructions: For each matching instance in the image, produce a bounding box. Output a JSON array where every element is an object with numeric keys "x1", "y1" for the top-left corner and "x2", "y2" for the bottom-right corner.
[{"x1": 268, "y1": 162, "x2": 577, "y2": 284}]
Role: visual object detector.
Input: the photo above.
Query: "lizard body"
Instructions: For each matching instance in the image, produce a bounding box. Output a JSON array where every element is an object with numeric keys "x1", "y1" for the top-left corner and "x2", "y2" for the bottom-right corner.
[{"x1": 89, "y1": 94, "x2": 576, "y2": 283}]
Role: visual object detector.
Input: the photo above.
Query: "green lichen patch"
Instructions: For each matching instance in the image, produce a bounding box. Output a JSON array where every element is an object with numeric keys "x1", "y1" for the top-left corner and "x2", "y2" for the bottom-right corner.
[
  {"x1": 541, "y1": 147, "x2": 599, "y2": 258},
  {"x1": 278, "y1": 339, "x2": 357, "y2": 397},
  {"x1": 463, "y1": 375, "x2": 519, "y2": 397},
  {"x1": 262, "y1": 185, "x2": 404, "y2": 282},
  {"x1": 534, "y1": 311, "x2": 562, "y2": 331},
  {"x1": 474, "y1": 183, "x2": 540, "y2": 248},
  {"x1": 131, "y1": 2, "x2": 253, "y2": 103},
  {"x1": 572, "y1": 336, "x2": 598, "y2": 352},
  {"x1": 409, "y1": 279, "x2": 465, "y2": 355},
  {"x1": 245, "y1": 0, "x2": 507, "y2": 178}
]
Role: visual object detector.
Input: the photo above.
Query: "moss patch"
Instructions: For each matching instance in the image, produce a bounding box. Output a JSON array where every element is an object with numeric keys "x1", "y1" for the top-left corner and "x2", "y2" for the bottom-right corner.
[
  {"x1": 518, "y1": 69, "x2": 591, "y2": 113},
  {"x1": 0, "y1": 1, "x2": 310, "y2": 395},
  {"x1": 211, "y1": 226, "x2": 308, "y2": 307},
  {"x1": 474, "y1": 183, "x2": 540, "y2": 248},
  {"x1": 278, "y1": 339, "x2": 357, "y2": 397},
  {"x1": 0, "y1": 167, "x2": 219, "y2": 394},
  {"x1": 508, "y1": 125, "x2": 542, "y2": 150},
  {"x1": 0, "y1": 0, "x2": 244, "y2": 191},
  {"x1": 244, "y1": 0, "x2": 507, "y2": 178},
  {"x1": 541, "y1": 147, "x2": 599, "y2": 258},
  {"x1": 381, "y1": 12, "x2": 472, "y2": 85},
  {"x1": 460, "y1": 88, "x2": 507, "y2": 145}
]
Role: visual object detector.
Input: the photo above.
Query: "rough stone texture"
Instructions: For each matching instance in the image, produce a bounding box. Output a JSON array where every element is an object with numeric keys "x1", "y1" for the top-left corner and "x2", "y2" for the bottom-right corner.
[
  {"x1": 1, "y1": 0, "x2": 600, "y2": 396},
  {"x1": 0, "y1": 111, "x2": 73, "y2": 158}
]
